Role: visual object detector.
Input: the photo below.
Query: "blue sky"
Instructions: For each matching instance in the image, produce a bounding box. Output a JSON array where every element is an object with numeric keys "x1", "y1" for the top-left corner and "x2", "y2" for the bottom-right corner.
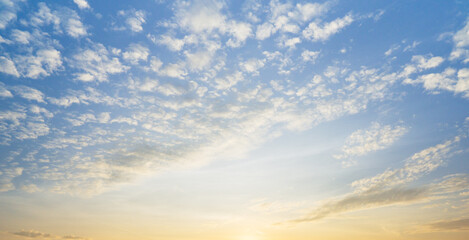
[{"x1": 0, "y1": 0, "x2": 469, "y2": 239}]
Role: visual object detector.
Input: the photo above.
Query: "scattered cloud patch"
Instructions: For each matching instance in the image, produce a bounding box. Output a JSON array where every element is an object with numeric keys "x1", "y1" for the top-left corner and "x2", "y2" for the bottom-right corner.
[
  {"x1": 69, "y1": 43, "x2": 128, "y2": 82},
  {"x1": 0, "y1": 56, "x2": 20, "y2": 77},
  {"x1": 334, "y1": 122, "x2": 407, "y2": 167},
  {"x1": 73, "y1": 0, "x2": 91, "y2": 10},
  {"x1": 122, "y1": 43, "x2": 149, "y2": 64},
  {"x1": 116, "y1": 9, "x2": 146, "y2": 32}
]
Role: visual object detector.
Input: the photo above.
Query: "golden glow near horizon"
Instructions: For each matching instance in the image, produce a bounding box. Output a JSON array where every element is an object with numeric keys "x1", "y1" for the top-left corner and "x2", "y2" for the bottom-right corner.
[{"x1": 0, "y1": 0, "x2": 469, "y2": 240}]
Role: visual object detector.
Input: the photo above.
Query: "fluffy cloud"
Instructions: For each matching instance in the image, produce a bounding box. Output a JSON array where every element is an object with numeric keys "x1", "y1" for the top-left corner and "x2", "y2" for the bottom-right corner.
[
  {"x1": 10, "y1": 29, "x2": 32, "y2": 44},
  {"x1": 172, "y1": 0, "x2": 252, "y2": 48},
  {"x1": 122, "y1": 44, "x2": 149, "y2": 64},
  {"x1": 404, "y1": 67, "x2": 469, "y2": 98},
  {"x1": 150, "y1": 34, "x2": 188, "y2": 51},
  {"x1": 13, "y1": 48, "x2": 62, "y2": 79},
  {"x1": 70, "y1": 43, "x2": 128, "y2": 82},
  {"x1": 301, "y1": 50, "x2": 320, "y2": 62},
  {"x1": 11, "y1": 85, "x2": 45, "y2": 103},
  {"x1": 116, "y1": 9, "x2": 146, "y2": 32},
  {"x1": 73, "y1": 0, "x2": 90, "y2": 10},
  {"x1": 0, "y1": 0, "x2": 24, "y2": 29},
  {"x1": 239, "y1": 58, "x2": 265, "y2": 75},
  {"x1": 303, "y1": 14, "x2": 354, "y2": 42},
  {"x1": 0, "y1": 83, "x2": 13, "y2": 98},
  {"x1": 450, "y1": 19, "x2": 469, "y2": 62},
  {"x1": 255, "y1": 1, "x2": 330, "y2": 40},
  {"x1": 29, "y1": 3, "x2": 87, "y2": 38},
  {"x1": 226, "y1": 21, "x2": 252, "y2": 47},
  {"x1": 175, "y1": 0, "x2": 226, "y2": 33},
  {"x1": 0, "y1": 56, "x2": 20, "y2": 77},
  {"x1": 412, "y1": 55, "x2": 445, "y2": 70}
]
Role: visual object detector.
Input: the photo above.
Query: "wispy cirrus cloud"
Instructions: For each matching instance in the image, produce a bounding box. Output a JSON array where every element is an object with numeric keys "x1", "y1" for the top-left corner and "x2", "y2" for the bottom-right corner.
[{"x1": 288, "y1": 136, "x2": 464, "y2": 224}]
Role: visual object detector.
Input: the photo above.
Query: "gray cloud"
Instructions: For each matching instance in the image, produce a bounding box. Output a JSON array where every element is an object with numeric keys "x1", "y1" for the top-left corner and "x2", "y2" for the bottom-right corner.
[
  {"x1": 290, "y1": 187, "x2": 429, "y2": 223},
  {"x1": 12, "y1": 230, "x2": 52, "y2": 238},
  {"x1": 425, "y1": 218, "x2": 469, "y2": 231},
  {"x1": 11, "y1": 230, "x2": 89, "y2": 239}
]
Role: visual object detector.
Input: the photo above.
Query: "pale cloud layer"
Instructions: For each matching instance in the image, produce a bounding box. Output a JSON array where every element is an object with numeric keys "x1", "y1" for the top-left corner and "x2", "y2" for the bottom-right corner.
[{"x1": 334, "y1": 122, "x2": 407, "y2": 166}]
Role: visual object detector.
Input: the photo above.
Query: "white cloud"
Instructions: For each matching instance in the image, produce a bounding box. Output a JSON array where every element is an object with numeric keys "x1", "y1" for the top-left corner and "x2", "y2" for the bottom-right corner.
[
  {"x1": 117, "y1": 9, "x2": 146, "y2": 32},
  {"x1": 70, "y1": 43, "x2": 128, "y2": 82},
  {"x1": 303, "y1": 14, "x2": 354, "y2": 42},
  {"x1": 122, "y1": 44, "x2": 149, "y2": 64},
  {"x1": 29, "y1": 2, "x2": 60, "y2": 28},
  {"x1": 352, "y1": 136, "x2": 460, "y2": 192},
  {"x1": 147, "y1": 56, "x2": 163, "y2": 72},
  {"x1": 301, "y1": 50, "x2": 320, "y2": 62},
  {"x1": 0, "y1": 0, "x2": 23, "y2": 29},
  {"x1": 455, "y1": 68, "x2": 469, "y2": 93},
  {"x1": 239, "y1": 58, "x2": 265, "y2": 75},
  {"x1": 98, "y1": 112, "x2": 111, "y2": 123},
  {"x1": 47, "y1": 87, "x2": 123, "y2": 108},
  {"x1": 294, "y1": 2, "x2": 330, "y2": 22},
  {"x1": 403, "y1": 67, "x2": 469, "y2": 98},
  {"x1": 0, "y1": 56, "x2": 20, "y2": 77},
  {"x1": 29, "y1": 3, "x2": 87, "y2": 38},
  {"x1": 155, "y1": 62, "x2": 187, "y2": 79},
  {"x1": 0, "y1": 107, "x2": 51, "y2": 144},
  {"x1": 14, "y1": 48, "x2": 62, "y2": 79},
  {"x1": 281, "y1": 37, "x2": 301, "y2": 48},
  {"x1": 450, "y1": 19, "x2": 469, "y2": 63},
  {"x1": 185, "y1": 48, "x2": 217, "y2": 71},
  {"x1": 21, "y1": 183, "x2": 40, "y2": 193},
  {"x1": 73, "y1": 0, "x2": 90, "y2": 10},
  {"x1": 172, "y1": 0, "x2": 252, "y2": 48},
  {"x1": 214, "y1": 71, "x2": 244, "y2": 90},
  {"x1": 0, "y1": 83, "x2": 13, "y2": 98},
  {"x1": 11, "y1": 85, "x2": 45, "y2": 103},
  {"x1": 385, "y1": 44, "x2": 400, "y2": 56},
  {"x1": 334, "y1": 122, "x2": 408, "y2": 166},
  {"x1": 10, "y1": 29, "x2": 32, "y2": 44},
  {"x1": 226, "y1": 21, "x2": 252, "y2": 47},
  {"x1": 255, "y1": 22, "x2": 274, "y2": 40},
  {"x1": 255, "y1": 1, "x2": 330, "y2": 40},
  {"x1": 16, "y1": 121, "x2": 50, "y2": 140},
  {"x1": 151, "y1": 34, "x2": 186, "y2": 51},
  {"x1": 129, "y1": 77, "x2": 186, "y2": 96},
  {"x1": 411, "y1": 55, "x2": 444, "y2": 70},
  {"x1": 29, "y1": 105, "x2": 53, "y2": 118},
  {"x1": 453, "y1": 19, "x2": 469, "y2": 48},
  {"x1": 175, "y1": 0, "x2": 226, "y2": 34},
  {"x1": 64, "y1": 12, "x2": 87, "y2": 38},
  {"x1": 65, "y1": 113, "x2": 96, "y2": 127}
]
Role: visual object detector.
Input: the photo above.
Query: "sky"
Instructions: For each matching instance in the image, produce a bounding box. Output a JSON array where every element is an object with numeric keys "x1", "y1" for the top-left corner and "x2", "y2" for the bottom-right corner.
[{"x1": 0, "y1": 0, "x2": 469, "y2": 239}]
